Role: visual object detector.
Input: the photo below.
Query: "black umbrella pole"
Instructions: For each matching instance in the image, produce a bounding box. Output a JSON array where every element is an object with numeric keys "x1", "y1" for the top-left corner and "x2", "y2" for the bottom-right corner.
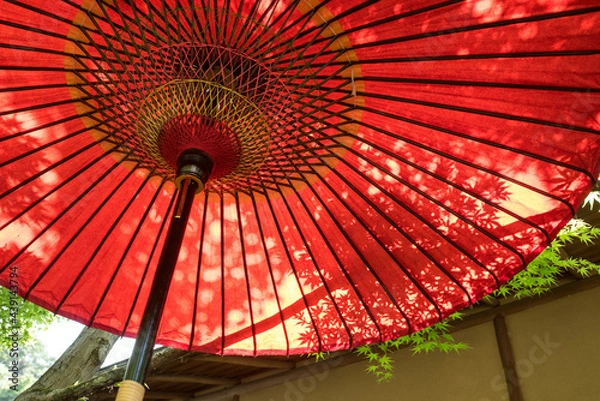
[{"x1": 116, "y1": 150, "x2": 213, "y2": 401}]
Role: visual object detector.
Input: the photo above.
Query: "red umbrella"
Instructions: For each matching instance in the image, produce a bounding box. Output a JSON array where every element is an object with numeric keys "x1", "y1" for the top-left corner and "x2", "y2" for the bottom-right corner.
[{"x1": 1, "y1": 0, "x2": 599, "y2": 399}]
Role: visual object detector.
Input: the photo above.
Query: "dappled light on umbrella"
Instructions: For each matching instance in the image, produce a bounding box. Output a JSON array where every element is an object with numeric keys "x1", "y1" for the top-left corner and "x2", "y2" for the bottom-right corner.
[{"x1": 1, "y1": 0, "x2": 600, "y2": 399}]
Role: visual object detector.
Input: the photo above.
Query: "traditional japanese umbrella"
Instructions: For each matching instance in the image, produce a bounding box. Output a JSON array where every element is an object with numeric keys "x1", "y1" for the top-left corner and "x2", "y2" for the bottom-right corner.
[{"x1": 1, "y1": 0, "x2": 599, "y2": 400}]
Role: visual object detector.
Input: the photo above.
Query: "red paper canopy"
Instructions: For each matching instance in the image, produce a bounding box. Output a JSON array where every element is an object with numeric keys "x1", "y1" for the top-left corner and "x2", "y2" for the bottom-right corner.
[{"x1": 1, "y1": 0, "x2": 599, "y2": 355}]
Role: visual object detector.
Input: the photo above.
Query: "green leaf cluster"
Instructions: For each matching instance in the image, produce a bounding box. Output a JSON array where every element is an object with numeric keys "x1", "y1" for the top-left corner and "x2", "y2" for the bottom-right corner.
[
  {"x1": 488, "y1": 219, "x2": 600, "y2": 300},
  {"x1": 355, "y1": 217, "x2": 600, "y2": 382},
  {"x1": 355, "y1": 313, "x2": 468, "y2": 383},
  {"x1": 0, "y1": 286, "x2": 56, "y2": 349}
]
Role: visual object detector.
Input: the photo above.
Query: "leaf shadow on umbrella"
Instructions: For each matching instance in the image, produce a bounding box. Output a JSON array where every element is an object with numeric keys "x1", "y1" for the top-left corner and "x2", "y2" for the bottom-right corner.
[{"x1": 1, "y1": 0, "x2": 599, "y2": 358}]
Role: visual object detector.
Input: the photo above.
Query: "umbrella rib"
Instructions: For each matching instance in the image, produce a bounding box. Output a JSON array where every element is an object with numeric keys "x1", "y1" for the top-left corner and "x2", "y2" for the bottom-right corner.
[
  {"x1": 310, "y1": 6, "x2": 600, "y2": 56},
  {"x1": 0, "y1": 65, "x2": 77, "y2": 72},
  {"x1": 0, "y1": 80, "x2": 122, "y2": 95},
  {"x1": 343, "y1": 138, "x2": 551, "y2": 244},
  {"x1": 0, "y1": 153, "x2": 128, "y2": 277},
  {"x1": 251, "y1": 0, "x2": 327, "y2": 61},
  {"x1": 311, "y1": 162, "x2": 476, "y2": 307},
  {"x1": 87, "y1": 0, "x2": 157, "y2": 97},
  {"x1": 189, "y1": 193, "x2": 209, "y2": 351},
  {"x1": 88, "y1": 176, "x2": 167, "y2": 326},
  {"x1": 0, "y1": 126, "x2": 97, "y2": 171},
  {"x1": 273, "y1": 182, "x2": 356, "y2": 349},
  {"x1": 352, "y1": 102, "x2": 599, "y2": 181},
  {"x1": 348, "y1": 120, "x2": 578, "y2": 214},
  {"x1": 296, "y1": 94, "x2": 600, "y2": 228},
  {"x1": 0, "y1": 111, "x2": 99, "y2": 143},
  {"x1": 98, "y1": 0, "x2": 169, "y2": 47},
  {"x1": 304, "y1": 145, "x2": 528, "y2": 269},
  {"x1": 235, "y1": 0, "x2": 298, "y2": 55},
  {"x1": 69, "y1": 31, "x2": 150, "y2": 113},
  {"x1": 0, "y1": 141, "x2": 118, "y2": 225},
  {"x1": 270, "y1": 93, "x2": 585, "y2": 216},
  {"x1": 142, "y1": 0, "x2": 171, "y2": 43},
  {"x1": 301, "y1": 167, "x2": 428, "y2": 328},
  {"x1": 0, "y1": 4, "x2": 158, "y2": 59},
  {"x1": 270, "y1": 24, "x2": 348, "y2": 93},
  {"x1": 170, "y1": 0, "x2": 195, "y2": 44},
  {"x1": 261, "y1": 186, "x2": 325, "y2": 352},
  {"x1": 233, "y1": 192, "x2": 258, "y2": 356},
  {"x1": 0, "y1": 42, "x2": 74, "y2": 58},
  {"x1": 358, "y1": 76, "x2": 600, "y2": 93},
  {"x1": 326, "y1": 153, "x2": 504, "y2": 287},
  {"x1": 284, "y1": 176, "x2": 389, "y2": 341},
  {"x1": 0, "y1": 96, "x2": 95, "y2": 118},
  {"x1": 264, "y1": 0, "x2": 415, "y2": 58},
  {"x1": 352, "y1": 88, "x2": 600, "y2": 136},
  {"x1": 283, "y1": 88, "x2": 596, "y2": 202},
  {"x1": 227, "y1": 0, "x2": 256, "y2": 50},
  {"x1": 160, "y1": 0, "x2": 176, "y2": 48},
  {"x1": 122, "y1": 191, "x2": 178, "y2": 337},
  {"x1": 310, "y1": 0, "x2": 462, "y2": 47},
  {"x1": 188, "y1": 0, "x2": 212, "y2": 45},
  {"x1": 338, "y1": 50, "x2": 600, "y2": 64},
  {"x1": 256, "y1": 0, "x2": 335, "y2": 66},
  {"x1": 249, "y1": 191, "x2": 291, "y2": 354},
  {"x1": 270, "y1": 129, "x2": 529, "y2": 278},
  {"x1": 48, "y1": 168, "x2": 148, "y2": 314},
  {"x1": 261, "y1": 102, "x2": 582, "y2": 234}
]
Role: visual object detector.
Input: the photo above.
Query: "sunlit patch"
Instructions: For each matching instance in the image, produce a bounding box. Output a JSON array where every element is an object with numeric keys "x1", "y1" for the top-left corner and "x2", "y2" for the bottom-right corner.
[
  {"x1": 168, "y1": 317, "x2": 180, "y2": 328},
  {"x1": 250, "y1": 287, "x2": 262, "y2": 300},
  {"x1": 542, "y1": 0, "x2": 570, "y2": 13},
  {"x1": 228, "y1": 309, "x2": 245, "y2": 325},
  {"x1": 119, "y1": 222, "x2": 134, "y2": 236},
  {"x1": 473, "y1": 0, "x2": 494, "y2": 15},
  {"x1": 230, "y1": 267, "x2": 244, "y2": 280},
  {"x1": 593, "y1": 111, "x2": 600, "y2": 130},
  {"x1": 177, "y1": 246, "x2": 189, "y2": 262},
  {"x1": 208, "y1": 221, "x2": 221, "y2": 239},
  {"x1": 200, "y1": 289, "x2": 213, "y2": 304},
  {"x1": 264, "y1": 237, "x2": 276, "y2": 249},
  {"x1": 176, "y1": 297, "x2": 192, "y2": 312},
  {"x1": 272, "y1": 269, "x2": 282, "y2": 282},
  {"x1": 581, "y1": 14, "x2": 598, "y2": 31},
  {"x1": 385, "y1": 160, "x2": 400, "y2": 175},
  {"x1": 135, "y1": 251, "x2": 148, "y2": 264},
  {"x1": 293, "y1": 249, "x2": 309, "y2": 261},
  {"x1": 468, "y1": 0, "x2": 504, "y2": 22},
  {"x1": 173, "y1": 270, "x2": 184, "y2": 282},
  {"x1": 246, "y1": 253, "x2": 263, "y2": 265},
  {"x1": 203, "y1": 268, "x2": 220, "y2": 282},
  {"x1": 245, "y1": 233, "x2": 259, "y2": 246},
  {"x1": 3, "y1": 222, "x2": 37, "y2": 255},
  {"x1": 518, "y1": 23, "x2": 539, "y2": 40},
  {"x1": 148, "y1": 208, "x2": 163, "y2": 223}
]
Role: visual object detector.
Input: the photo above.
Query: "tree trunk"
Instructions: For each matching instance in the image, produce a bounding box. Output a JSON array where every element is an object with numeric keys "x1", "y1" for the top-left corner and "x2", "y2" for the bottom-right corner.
[{"x1": 16, "y1": 326, "x2": 119, "y2": 401}]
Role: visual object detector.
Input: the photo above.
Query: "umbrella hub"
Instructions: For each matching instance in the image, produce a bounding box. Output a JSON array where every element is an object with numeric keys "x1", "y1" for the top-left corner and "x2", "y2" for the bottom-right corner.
[
  {"x1": 158, "y1": 113, "x2": 242, "y2": 181},
  {"x1": 136, "y1": 78, "x2": 272, "y2": 186}
]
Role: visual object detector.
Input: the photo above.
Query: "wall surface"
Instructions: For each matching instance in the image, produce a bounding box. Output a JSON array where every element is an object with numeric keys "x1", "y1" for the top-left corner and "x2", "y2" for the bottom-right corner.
[
  {"x1": 507, "y1": 288, "x2": 600, "y2": 401},
  {"x1": 241, "y1": 286, "x2": 600, "y2": 401}
]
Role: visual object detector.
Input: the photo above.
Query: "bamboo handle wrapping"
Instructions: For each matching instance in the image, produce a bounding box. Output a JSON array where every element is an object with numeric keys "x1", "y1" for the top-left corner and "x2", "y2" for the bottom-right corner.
[{"x1": 115, "y1": 380, "x2": 145, "y2": 401}]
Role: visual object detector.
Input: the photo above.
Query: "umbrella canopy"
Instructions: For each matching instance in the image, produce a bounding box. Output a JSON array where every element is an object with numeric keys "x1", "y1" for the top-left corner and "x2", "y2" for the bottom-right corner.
[{"x1": 1, "y1": 0, "x2": 599, "y2": 356}]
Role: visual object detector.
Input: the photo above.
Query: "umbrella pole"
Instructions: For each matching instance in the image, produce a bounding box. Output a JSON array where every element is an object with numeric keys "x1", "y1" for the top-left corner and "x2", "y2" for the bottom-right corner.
[{"x1": 116, "y1": 150, "x2": 213, "y2": 401}]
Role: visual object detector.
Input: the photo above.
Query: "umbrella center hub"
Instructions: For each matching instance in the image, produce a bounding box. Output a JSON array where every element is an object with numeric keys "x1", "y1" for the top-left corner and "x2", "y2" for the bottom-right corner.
[
  {"x1": 158, "y1": 114, "x2": 240, "y2": 180},
  {"x1": 136, "y1": 75, "x2": 271, "y2": 185}
]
